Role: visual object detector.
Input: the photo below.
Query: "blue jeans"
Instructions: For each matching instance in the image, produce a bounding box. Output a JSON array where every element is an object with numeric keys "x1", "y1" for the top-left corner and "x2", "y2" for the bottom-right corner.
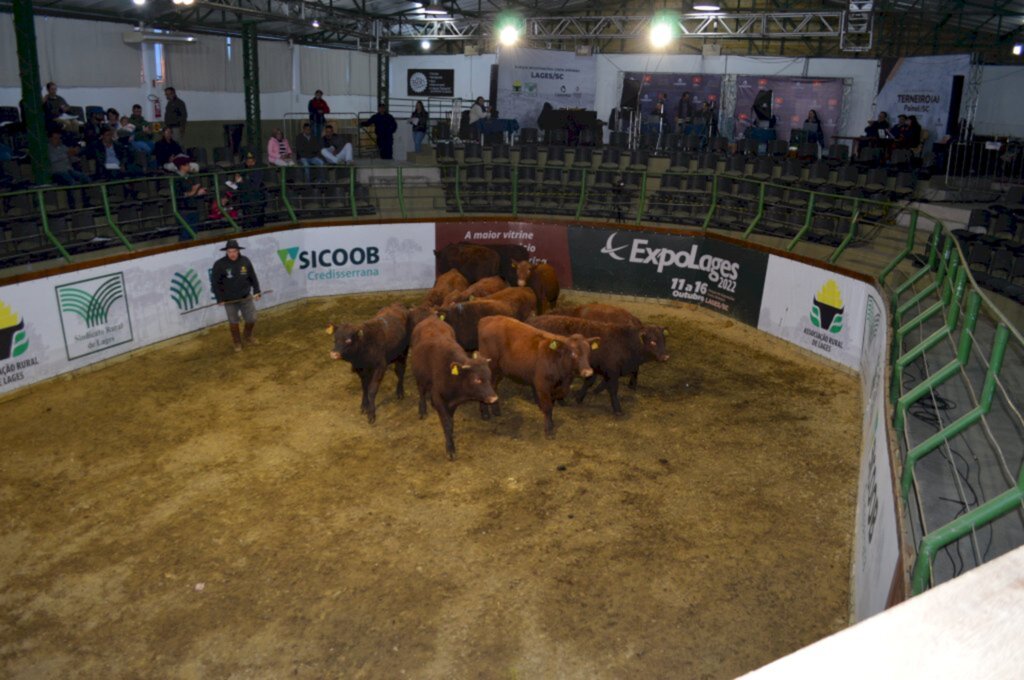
[
  {"x1": 413, "y1": 130, "x2": 426, "y2": 153},
  {"x1": 299, "y1": 156, "x2": 325, "y2": 182},
  {"x1": 133, "y1": 140, "x2": 154, "y2": 154}
]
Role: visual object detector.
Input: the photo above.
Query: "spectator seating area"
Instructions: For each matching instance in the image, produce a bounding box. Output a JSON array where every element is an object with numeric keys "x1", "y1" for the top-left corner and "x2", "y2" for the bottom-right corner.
[{"x1": 953, "y1": 189, "x2": 1024, "y2": 302}]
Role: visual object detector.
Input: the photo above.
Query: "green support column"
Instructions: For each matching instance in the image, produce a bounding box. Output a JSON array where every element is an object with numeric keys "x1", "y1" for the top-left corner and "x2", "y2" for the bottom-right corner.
[
  {"x1": 242, "y1": 23, "x2": 262, "y2": 161},
  {"x1": 377, "y1": 47, "x2": 389, "y2": 107},
  {"x1": 14, "y1": 0, "x2": 49, "y2": 185}
]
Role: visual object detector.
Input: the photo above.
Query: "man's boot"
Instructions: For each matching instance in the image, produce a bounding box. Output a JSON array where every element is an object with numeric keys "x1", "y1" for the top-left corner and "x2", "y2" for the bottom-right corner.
[
  {"x1": 230, "y1": 323, "x2": 243, "y2": 352},
  {"x1": 243, "y1": 322, "x2": 259, "y2": 345}
]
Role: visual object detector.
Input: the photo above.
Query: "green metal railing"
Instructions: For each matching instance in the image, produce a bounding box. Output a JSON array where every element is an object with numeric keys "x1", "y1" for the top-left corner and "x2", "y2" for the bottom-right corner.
[{"x1": 1, "y1": 160, "x2": 1021, "y2": 599}]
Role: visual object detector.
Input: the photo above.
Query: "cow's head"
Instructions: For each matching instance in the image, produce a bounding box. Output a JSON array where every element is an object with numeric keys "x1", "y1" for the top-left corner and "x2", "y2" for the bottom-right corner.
[
  {"x1": 449, "y1": 357, "x2": 498, "y2": 404},
  {"x1": 641, "y1": 324, "x2": 670, "y2": 362},
  {"x1": 326, "y1": 322, "x2": 363, "y2": 360},
  {"x1": 562, "y1": 333, "x2": 598, "y2": 378},
  {"x1": 512, "y1": 259, "x2": 534, "y2": 287}
]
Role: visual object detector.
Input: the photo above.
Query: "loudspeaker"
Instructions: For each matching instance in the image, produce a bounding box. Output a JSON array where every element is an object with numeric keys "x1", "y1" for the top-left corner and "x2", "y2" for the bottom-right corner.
[
  {"x1": 947, "y1": 75, "x2": 964, "y2": 137},
  {"x1": 620, "y1": 78, "x2": 641, "y2": 110}
]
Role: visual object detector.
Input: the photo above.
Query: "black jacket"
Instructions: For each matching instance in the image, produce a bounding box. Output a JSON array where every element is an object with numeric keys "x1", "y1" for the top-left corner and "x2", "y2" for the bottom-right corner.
[{"x1": 212, "y1": 254, "x2": 261, "y2": 302}]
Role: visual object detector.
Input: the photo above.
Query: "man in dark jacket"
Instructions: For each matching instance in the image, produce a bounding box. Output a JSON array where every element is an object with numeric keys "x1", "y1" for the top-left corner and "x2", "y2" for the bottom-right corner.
[
  {"x1": 164, "y1": 86, "x2": 188, "y2": 143},
  {"x1": 294, "y1": 122, "x2": 326, "y2": 182},
  {"x1": 88, "y1": 127, "x2": 130, "y2": 181},
  {"x1": 360, "y1": 104, "x2": 398, "y2": 160},
  {"x1": 212, "y1": 239, "x2": 262, "y2": 352}
]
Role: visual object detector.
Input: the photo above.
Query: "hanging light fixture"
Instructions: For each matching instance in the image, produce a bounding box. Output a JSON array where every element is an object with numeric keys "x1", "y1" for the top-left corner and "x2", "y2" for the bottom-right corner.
[
  {"x1": 693, "y1": 3, "x2": 721, "y2": 11},
  {"x1": 421, "y1": 2, "x2": 447, "y2": 14}
]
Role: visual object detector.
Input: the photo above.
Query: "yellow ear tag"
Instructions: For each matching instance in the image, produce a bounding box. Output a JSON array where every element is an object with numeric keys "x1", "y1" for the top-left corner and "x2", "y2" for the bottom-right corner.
[
  {"x1": 357, "y1": 328, "x2": 364, "y2": 338},
  {"x1": 439, "y1": 313, "x2": 446, "y2": 321},
  {"x1": 469, "y1": 295, "x2": 475, "y2": 301},
  {"x1": 472, "y1": 351, "x2": 479, "y2": 359},
  {"x1": 663, "y1": 328, "x2": 669, "y2": 336},
  {"x1": 549, "y1": 340, "x2": 559, "y2": 350},
  {"x1": 326, "y1": 324, "x2": 335, "y2": 335},
  {"x1": 590, "y1": 341, "x2": 599, "y2": 350},
  {"x1": 450, "y1": 364, "x2": 460, "y2": 376}
]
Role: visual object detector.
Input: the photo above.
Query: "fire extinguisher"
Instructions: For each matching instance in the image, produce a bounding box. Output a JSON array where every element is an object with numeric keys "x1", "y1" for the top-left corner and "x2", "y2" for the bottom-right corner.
[{"x1": 149, "y1": 94, "x2": 162, "y2": 120}]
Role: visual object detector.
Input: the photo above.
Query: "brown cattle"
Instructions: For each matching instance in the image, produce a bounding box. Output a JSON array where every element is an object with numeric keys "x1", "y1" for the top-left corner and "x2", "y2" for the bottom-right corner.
[
  {"x1": 485, "y1": 243, "x2": 531, "y2": 284},
  {"x1": 424, "y1": 268, "x2": 469, "y2": 307},
  {"x1": 551, "y1": 303, "x2": 669, "y2": 388},
  {"x1": 476, "y1": 316, "x2": 596, "y2": 437},
  {"x1": 327, "y1": 303, "x2": 410, "y2": 424},
  {"x1": 529, "y1": 316, "x2": 667, "y2": 415},
  {"x1": 406, "y1": 303, "x2": 439, "y2": 342},
  {"x1": 410, "y1": 316, "x2": 498, "y2": 459},
  {"x1": 442, "y1": 275, "x2": 508, "y2": 304},
  {"x1": 513, "y1": 260, "x2": 560, "y2": 314},
  {"x1": 483, "y1": 286, "x2": 538, "y2": 320},
  {"x1": 434, "y1": 243, "x2": 500, "y2": 283},
  {"x1": 438, "y1": 298, "x2": 522, "y2": 351}
]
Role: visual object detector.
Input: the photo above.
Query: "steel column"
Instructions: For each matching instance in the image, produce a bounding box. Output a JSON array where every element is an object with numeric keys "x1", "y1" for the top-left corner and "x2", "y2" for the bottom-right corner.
[
  {"x1": 377, "y1": 47, "x2": 389, "y2": 107},
  {"x1": 242, "y1": 22, "x2": 263, "y2": 161},
  {"x1": 14, "y1": 0, "x2": 49, "y2": 185}
]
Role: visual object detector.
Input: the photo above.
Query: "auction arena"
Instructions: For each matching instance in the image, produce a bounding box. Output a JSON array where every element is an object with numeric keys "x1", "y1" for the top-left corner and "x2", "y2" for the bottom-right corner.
[{"x1": 1, "y1": 285, "x2": 860, "y2": 678}]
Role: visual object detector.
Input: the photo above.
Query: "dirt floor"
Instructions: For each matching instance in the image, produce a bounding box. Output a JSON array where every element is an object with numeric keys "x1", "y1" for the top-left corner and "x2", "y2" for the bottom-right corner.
[{"x1": 0, "y1": 290, "x2": 861, "y2": 679}]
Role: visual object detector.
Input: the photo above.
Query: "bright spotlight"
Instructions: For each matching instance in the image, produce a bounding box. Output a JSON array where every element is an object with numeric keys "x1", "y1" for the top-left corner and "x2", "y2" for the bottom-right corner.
[
  {"x1": 499, "y1": 25, "x2": 519, "y2": 46},
  {"x1": 650, "y1": 20, "x2": 673, "y2": 49},
  {"x1": 693, "y1": 3, "x2": 721, "y2": 10},
  {"x1": 132, "y1": 0, "x2": 147, "y2": 6},
  {"x1": 421, "y1": 39, "x2": 431, "y2": 51},
  {"x1": 311, "y1": 19, "x2": 320, "y2": 28},
  {"x1": 1014, "y1": 43, "x2": 1023, "y2": 56}
]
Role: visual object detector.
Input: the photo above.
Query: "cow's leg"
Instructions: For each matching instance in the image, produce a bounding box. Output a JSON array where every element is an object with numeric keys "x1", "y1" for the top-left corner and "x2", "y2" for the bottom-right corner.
[
  {"x1": 535, "y1": 385, "x2": 556, "y2": 437},
  {"x1": 357, "y1": 369, "x2": 372, "y2": 414},
  {"x1": 433, "y1": 398, "x2": 458, "y2": 460},
  {"x1": 394, "y1": 353, "x2": 407, "y2": 400},
  {"x1": 417, "y1": 382, "x2": 429, "y2": 419},
  {"x1": 627, "y1": 369, "x2": 639, "y2": 389},
  {"x1": 484, "y1": 372, "x2": 503, "y2": 418},
  {"x1": 576, "y1": 374, "x2": 597, "y2": 403},
  {"x1": 365, "y1": 366, "x2": 387, "y2": 424},
  {"x1": 606, "y1": 375, "x2": 624, "y2": 415}
]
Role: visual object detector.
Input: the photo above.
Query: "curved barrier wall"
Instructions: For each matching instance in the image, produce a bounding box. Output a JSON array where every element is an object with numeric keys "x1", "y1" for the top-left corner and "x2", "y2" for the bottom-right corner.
[{"x1": 0, "y1": 219, "x2": 897, "y2": 622}]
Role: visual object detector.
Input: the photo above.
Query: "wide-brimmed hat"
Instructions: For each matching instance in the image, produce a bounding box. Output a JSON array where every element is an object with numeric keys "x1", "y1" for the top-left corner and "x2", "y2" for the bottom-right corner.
[{"x1": 221, "y1": 239, "x2": 244, "y2": 251}]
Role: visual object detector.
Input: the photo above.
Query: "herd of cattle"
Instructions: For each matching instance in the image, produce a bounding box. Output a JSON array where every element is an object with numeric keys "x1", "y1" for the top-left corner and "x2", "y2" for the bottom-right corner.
[{"x1": 327, "y1": 242, "x2": 671, "y2": 458}]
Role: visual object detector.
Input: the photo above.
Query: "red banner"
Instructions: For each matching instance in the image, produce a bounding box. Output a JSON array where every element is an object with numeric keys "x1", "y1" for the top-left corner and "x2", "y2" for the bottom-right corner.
[{"x1": 435, "y1": 221, "x2": 573, "y2": 288}]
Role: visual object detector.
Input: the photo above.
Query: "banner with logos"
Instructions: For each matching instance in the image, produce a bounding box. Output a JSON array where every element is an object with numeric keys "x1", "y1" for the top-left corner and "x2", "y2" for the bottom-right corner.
[
  {"x1": 853, "y1": 288, "x2": 900, "y2": 620},
  {"x1": 496, "y1": 47, "x2": 597, "y2": 130},
  {"x1": 756, "y1": 255, "x2": 867, "y2": 371},
  {"x1": 875, "y1": 54, "x2": 970, "y2": 145},
  {"x1": 735, "y1": 76, "x2": 844, "y2": 146},
  {"x1": 567, "y1": 227, "x2": 769, "y2": 326},
  {"x1": 0, "y1": 223, "x2": 435, "y2": 396},
  {"x1": 436, "y1": 221, "x2": 572, "y2": 288},
  {"x1": 407, "y1": 69, "x2": 455, "y2": 97}
]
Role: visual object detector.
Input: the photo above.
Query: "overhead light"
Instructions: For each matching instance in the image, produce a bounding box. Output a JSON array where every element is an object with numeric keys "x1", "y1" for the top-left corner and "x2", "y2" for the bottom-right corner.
[
  {"x1": 123, "y1": 29, "x2": 196, "y2": 43},
  {"x1": 499, "y1": 24, "x2": 519, "y2": 46},
  {"x1": 693, "y1": 3, "x2": 721, "y2": 10},
  {"x1": 421, "y1": 39, "x2": 431, "y2": 50},
  {"x1": 311, "y1": 19, "x2": 320, "y2": 28},
  {"x1": 421, "y1": 2, "x2": 446, "y2": 14},
  {"x1": 132, "y1": 0, "x2": 147, "y2": 6},
  {"x1": 650, "y1": 15, "x2": 675, "y2": 49},
  {"x1": 1014, "y1": 43, "x2": 1023, "y2": 56},
  {"x1": 172, "y1": 0, "x2": 195, "y2": 5}
]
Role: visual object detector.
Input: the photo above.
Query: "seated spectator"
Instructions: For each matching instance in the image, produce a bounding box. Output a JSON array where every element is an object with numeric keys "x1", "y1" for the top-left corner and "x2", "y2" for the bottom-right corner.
[
  {"x1": 48, "y1": 130, "x2": 89, "y2": 184},
  {"x1": 267, "y1": 128, "x2": 296, "y2": 167},
  {"x1": 294, "y1": 122, "x2": 325, "y2": 181},
  {"x1": 210, "y1": 181, "x2": 240, "y2": 221},
  {"x1": 83, "y1": 110, "x2": 106, "y2": 147},
  {"x1": 907, "y1": 115, "x2": 924, "y2": 153},
  {"x1": 234, "y1": 152, "x2": 267, "y2": 229},
  {"x1": 128, "y1": 104, "x2": 156, "y2": 152},
  {"x1": 105, "y1": 108, "x2": 121, "y2": 131},
  {"x1": 89, "y1": 127, "x2": 130, "y2": 181},
  {"x1": 42, "y1": 82, "x2": 81, "y2": 133},
  {"x1": 864, "y1": 111, "x2": 891, "y2": 138},
  {"x1": 320, "y1": 124, "x2": 353, "y2": 164},
  {"x1": 175, "y1": 169, "x2": 207, "y2": 240},
  {"x1": 891, "y1": 114, "x2": 911, "y2": 148},
  {"x1": 155, "y1": 127, "x2": 199, "y2": 175}
]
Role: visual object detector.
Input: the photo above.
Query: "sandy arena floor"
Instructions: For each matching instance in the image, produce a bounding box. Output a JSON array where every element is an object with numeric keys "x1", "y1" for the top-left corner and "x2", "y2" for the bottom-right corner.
[{"x1": 0, "y1": 291, "x2": 861, "y2": 679}]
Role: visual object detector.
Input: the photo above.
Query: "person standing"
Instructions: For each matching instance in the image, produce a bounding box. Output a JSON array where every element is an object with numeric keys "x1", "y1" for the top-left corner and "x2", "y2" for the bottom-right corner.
[
  {"x1": 676, "y1": 91, "x2": 695, "y2": 135},
  {"x1": 320, "y1": 124, "x2": 354, "y2": 164},
  {"x1": 212, "y1": 239, "x2": 262, "y2": 352},
  {"x1": 360, "y1": 104, "x2": 398, "y2": 160},
  {"x1": 308, "y1": 89, "x2": 330, "y2": 140},
  {"x1": 164, "y1": 87, "x2": 188, "y2": 144},
  {"x1": 805, "y1": 109, "x2": 826, "y2": 150},
  {"x1": 409, "y1": 100, "x2": 429, "y2": 153},
  {"x1": 468, "y1": 96, "x2": 487, "y2": 133}
]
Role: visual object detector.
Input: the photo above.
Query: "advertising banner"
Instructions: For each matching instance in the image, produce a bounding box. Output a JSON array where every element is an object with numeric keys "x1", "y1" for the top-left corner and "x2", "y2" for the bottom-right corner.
[
  {"x1": 567, "y1": 227, "x2": 768, "y2": 326},
  {"x1": 0, "y1": 223, "x2": 436, "y2": 396},
  {"x1": 735, "y1": 76, "x2": 844, "y2": 146},
  {"x1": 853, "y1": 288, "x2": 899, "y2": 621},
  {"x1": 622, "y1": 72, "x2": 722, "y2": 124},
  {"x1": 495, "y1": 47, "x2": 596, "y2": 130},
  {"x1": 757, "y1": 255, "x2": 866, "y2": 370},
  {"x1": 875, "y1": 54, "x2": 970, "y2": 145},
  {"x1": 407, "y1": 68, "x2": 455, "y2": 97},
  {"x1": 436, "y1": 221, "x2": 572, "y2": 287}
]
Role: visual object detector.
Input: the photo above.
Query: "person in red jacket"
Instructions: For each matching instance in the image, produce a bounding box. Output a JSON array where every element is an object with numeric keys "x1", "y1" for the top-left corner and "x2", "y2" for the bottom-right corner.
[{"x1": 308, "y1": 90, "x2": 330, "y2": 140}]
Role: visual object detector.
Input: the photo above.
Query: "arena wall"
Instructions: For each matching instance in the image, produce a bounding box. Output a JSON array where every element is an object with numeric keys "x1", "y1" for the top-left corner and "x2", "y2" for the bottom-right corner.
[{"x1": 0, "y1": 219, "x2": 899, "y2": 621}]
